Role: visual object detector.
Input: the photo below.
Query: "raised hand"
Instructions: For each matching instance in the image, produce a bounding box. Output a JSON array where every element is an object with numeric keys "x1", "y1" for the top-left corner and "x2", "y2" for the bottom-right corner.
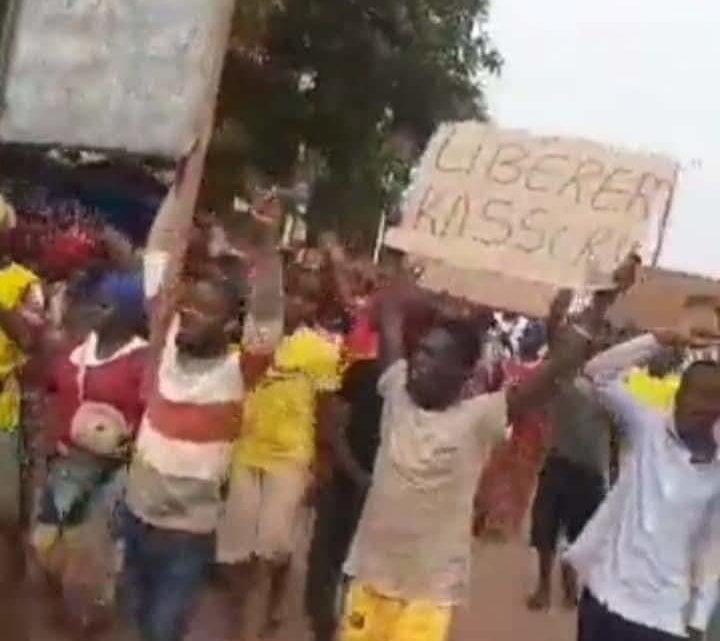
[{"x1": 612, "y1": 251, "x2": 641, "y2": 293}]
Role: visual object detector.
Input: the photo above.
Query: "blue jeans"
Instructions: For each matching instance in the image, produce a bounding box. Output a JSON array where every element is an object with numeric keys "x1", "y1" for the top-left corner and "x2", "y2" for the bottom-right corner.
[{"x1": 120, "y1": 506, "x2": 214, "y2": 641}]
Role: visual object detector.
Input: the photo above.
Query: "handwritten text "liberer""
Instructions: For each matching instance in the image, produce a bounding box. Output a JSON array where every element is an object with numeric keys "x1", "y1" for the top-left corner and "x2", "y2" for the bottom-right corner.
[{"x1": 407, "y1": 124, "x2": 675, "y2": 268}]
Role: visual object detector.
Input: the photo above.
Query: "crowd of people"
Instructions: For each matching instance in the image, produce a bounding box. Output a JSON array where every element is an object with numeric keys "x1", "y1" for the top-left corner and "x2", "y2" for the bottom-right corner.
[{"x1": 0, "y1": 153, "x2": 718, "y2": 641}]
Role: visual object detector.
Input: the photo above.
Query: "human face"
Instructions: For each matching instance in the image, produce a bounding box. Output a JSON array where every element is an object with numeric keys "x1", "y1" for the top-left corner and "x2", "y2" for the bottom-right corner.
[
  {"x1": 285, "y1": 291, "x2": 318, "y2": 333},
  {"x1": 194, "y1": 209, "x2": 216, "y2": 231},
  {"x1": 285, "y1": 270, "x2": 320, "y2": 332},
  {"x1": 176, "y1": 280, "x2": 232, "y2": 356},
  {"x1": 407, "y1": 328, "x2": 469, "y2": 411},
  {"x1": 674, "y1": 365, "x2": 720, "y2": 460},
  {"x1": 73, "y1": 282, "x2": 115, "y2": 334}
]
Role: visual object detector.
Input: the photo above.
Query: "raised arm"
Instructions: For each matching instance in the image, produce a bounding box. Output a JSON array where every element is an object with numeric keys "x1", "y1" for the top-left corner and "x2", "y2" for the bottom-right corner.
[
  {"x1": 585, "y1": 328, "x2": 700, "y2": 443},
  {"x1": 506, "y1": 254, "x2": 640, "y2": 422},
  {"x1": 546, "y1": 287, "x2": 573, "y2": 345},
  {"x1": 144, "y1": 139, "x2": 208, "y2": 348},
  {"x1": 373, "y1": 279, "x2": 431, "y2": 374},
  {"x1": 506, "y1": 323, "x2": 591, "y2": 422},
  {"x1": 584, "y1": 333, "x2": 662, "y2": 381},
  {"x1": 146, "y1": 139, "x2": 205, "y2": 258}
]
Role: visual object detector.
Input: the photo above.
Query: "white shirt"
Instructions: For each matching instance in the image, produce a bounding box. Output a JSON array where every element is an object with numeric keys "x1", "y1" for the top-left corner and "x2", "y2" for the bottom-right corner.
[
  {"x1": 344, "y1": 360, "x2": 508, "y2": 604},
  {"x1": 566, "y1": 335, "x2": 720, "y2": 636}
]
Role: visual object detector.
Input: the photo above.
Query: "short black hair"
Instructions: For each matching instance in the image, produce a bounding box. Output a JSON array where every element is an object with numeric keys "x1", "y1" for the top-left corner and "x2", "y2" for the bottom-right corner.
[
  {"x1": 681, "y1": 359, "x2": 720, "y2": 387},
  {"x1": 437, "y1": 317, "x2": 481, "y2": 369},
  {"x1": 194, "y1": 275, "x2": 247, "y2": 320}
]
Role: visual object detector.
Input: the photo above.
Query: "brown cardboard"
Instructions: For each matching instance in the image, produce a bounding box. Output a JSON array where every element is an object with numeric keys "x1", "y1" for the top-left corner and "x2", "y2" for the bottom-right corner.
[{"x1": 386, "y1": 122, "x2": 678, "y2": 292}]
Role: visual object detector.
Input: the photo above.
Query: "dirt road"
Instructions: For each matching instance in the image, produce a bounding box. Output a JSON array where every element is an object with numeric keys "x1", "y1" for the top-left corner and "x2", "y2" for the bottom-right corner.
[
  {"x1": 453, "y1": 540, "x2": 575, "y2": 641},
  {"x1": 33, "y1": 536, "x2": 575, "y2": 641}
]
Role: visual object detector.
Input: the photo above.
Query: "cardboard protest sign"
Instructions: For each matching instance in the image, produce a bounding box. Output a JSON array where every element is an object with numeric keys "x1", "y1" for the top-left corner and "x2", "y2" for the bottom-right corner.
[
  {"x1": 414, "y1": 259, "x2": 556, "y2": 318},
  {"x1": 0, "y1": 0, "x2": 234, "y2": 157},
  {"x1": 385, "y1": 122, "x2": 677, "y2": 291}
]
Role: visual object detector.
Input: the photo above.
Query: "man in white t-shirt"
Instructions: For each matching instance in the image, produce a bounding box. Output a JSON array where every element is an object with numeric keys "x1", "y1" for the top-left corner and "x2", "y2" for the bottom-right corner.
[
  {"x1": 337, "y1": 265, "x2": 635, "y2": 641},
  {"x1": 119, "y1": 144, "x2": 251, "y2": 641}
]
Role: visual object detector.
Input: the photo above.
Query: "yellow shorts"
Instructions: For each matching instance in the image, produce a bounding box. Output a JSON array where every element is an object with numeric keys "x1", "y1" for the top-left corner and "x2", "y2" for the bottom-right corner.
[{"x1": 339, "y1": 582, "x2": 452, "y2": 641}]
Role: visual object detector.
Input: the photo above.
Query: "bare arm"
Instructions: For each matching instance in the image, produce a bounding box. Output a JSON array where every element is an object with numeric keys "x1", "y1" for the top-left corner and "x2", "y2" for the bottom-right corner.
[
  {"x1": 322, "y1": 395, "x2": 371, "y2": 489},
  {"x1": 584, "y1": 333, "x2": 662, "y2": 381},
  {"x1": 507, "y1": 254, "x2": 640, "y2": 422},
  {"x1": 546, "y1": 288, "x2": 573, "y2": 344},
  {"x1": 506, "y1": 323, "x2": 591, "y2": 422},
  {"x1": 146, "y1": 139, "x2": 205, "y2": 257},
  {"x1": 143, "y1": 138, "x2": 209, "y2": 352},
  {"x1": 0, "y1": 307, "x2": 33, "y2": 352},
  {"x1": 374, "y1": 282, "x2": 413, "y2": 374}
]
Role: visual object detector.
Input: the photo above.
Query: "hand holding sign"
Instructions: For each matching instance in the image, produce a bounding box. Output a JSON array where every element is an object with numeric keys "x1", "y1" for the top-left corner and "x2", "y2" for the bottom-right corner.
[{"x1": 612, "y1": 251, "x2": 642, "y2": 293}]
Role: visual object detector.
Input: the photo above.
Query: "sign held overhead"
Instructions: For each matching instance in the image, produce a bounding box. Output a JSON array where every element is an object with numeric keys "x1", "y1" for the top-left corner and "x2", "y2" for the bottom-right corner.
[
  {"x1": 385, "y1": 122, "x2": 677, "y2": 290},
  {"x1": 0, "y1": 0, "x2": 235, "y2": 157}
]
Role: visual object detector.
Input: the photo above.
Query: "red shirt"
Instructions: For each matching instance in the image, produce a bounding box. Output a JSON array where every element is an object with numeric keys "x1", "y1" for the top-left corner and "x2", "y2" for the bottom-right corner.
[{"x1": 46, "y1": 336, "x2": 148, "y2": 450}]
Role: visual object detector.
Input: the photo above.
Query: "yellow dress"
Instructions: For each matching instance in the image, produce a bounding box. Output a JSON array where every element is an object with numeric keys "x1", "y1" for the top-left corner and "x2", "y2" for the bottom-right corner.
[
  {"x1": 0, "y1": 263, "x2": 39, "y2": 431},
  {"x1": 234, "y1": 327, "x2": 342, "y2": 471},
  {"x1": 624, "y1": 368, "x2": 680, "y2": 413}
]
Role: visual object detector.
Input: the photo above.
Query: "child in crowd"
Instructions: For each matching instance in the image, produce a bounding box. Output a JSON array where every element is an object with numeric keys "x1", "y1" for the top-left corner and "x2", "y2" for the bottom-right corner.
[
  {"x1": 120, "y1": 146, "x2": 252, "y2": 641},
  {"x1": 32, "y1": 270, "x2": 148, "y2": 630},
  {"x1": 217, "y1": 265, "x2": 342, "y2": 639}
]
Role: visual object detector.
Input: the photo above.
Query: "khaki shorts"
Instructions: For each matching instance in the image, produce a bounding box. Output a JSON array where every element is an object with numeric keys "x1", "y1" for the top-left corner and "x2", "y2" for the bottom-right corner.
[{"x1": 216, "y1": 463, "x2": 309, "y2": 564}]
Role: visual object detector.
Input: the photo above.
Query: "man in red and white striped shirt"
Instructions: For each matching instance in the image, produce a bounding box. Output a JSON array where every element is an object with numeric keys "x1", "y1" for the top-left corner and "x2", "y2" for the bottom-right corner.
[{"x1": 121, "y1": 145, "x2": 252, "y2": 641}]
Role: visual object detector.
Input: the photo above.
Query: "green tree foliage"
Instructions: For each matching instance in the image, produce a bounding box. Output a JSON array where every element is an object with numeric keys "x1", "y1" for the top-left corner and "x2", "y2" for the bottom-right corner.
[{"x1": 207, "y1": 0, "x2": 502, "y2": 244}]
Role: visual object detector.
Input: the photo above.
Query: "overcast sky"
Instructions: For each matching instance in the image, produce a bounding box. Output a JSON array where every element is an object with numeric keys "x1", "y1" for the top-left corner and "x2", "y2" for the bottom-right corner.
[{"x1": 484, "y1": 0, "x2": 720, "y2": 278}]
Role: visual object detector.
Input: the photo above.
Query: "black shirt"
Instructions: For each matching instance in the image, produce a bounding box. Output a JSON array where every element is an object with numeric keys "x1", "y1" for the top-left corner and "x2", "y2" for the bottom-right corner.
[{"x1": 338, "y1": 359, "x2": 383, "y2": 476}]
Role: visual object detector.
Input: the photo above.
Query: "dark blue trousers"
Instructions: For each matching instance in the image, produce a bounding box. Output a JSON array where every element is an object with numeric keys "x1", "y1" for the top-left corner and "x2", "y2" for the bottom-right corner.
[{"x1": 120, "y1": 506, "x2": 214, "y2": 641}]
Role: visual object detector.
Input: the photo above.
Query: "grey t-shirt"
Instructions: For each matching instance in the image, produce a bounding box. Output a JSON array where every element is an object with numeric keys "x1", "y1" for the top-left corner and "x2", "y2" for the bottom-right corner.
[{"x1": 549, "y1": 377, "x2": 613, "y2": 476}]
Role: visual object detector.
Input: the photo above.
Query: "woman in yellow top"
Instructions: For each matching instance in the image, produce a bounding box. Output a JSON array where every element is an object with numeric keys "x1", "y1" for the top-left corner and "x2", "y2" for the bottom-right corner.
[
  {"x1": 0, "y1": 245, "x2": 43, "y2": 638},
  {"x1": 216, "y1": 268, "x2": 342, "y2": 639},
  {"x1": 0, "y1": 258, "x2": 44, "y2": 508}
]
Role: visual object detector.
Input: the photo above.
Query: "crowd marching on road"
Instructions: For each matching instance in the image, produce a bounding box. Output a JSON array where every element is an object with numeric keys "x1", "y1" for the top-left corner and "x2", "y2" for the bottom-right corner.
[{"x1": 0, "y1": 157, "x2": 718, "y2": 641}]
